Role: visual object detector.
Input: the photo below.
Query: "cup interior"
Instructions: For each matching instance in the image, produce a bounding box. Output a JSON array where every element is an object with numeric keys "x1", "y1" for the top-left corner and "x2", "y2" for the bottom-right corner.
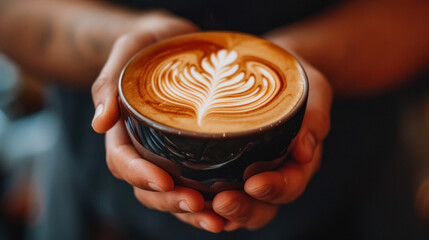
[{"x1": 118, "y1": 47, "x2": 308, "y2": 139}]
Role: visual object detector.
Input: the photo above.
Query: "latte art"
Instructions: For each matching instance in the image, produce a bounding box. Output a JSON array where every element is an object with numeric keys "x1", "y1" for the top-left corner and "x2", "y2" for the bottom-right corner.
[
  {"x1": 152, "y1": 49, "x2": 281, "y2": 126},
  {"x1": 121, "y1": 32, "x2": 304, "y2": 133}
]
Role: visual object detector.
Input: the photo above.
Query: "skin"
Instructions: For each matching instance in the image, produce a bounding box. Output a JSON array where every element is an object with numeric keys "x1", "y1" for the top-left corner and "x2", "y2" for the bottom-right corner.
[
  {"x1": 0, "y1": 0, "x2": 198, "y2": 88},
  {"x1": 1, "y1": 0, "x2": 428, "y2": 234},
  {"x1": 266, "y1": 0, "x2": 429, "y2": 96}
]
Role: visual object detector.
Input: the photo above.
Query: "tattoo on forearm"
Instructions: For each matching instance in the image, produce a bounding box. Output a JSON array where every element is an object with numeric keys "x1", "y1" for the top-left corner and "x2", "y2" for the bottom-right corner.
[{"x1": 66, "y1": 13, "x2": 124, "y2": 72}]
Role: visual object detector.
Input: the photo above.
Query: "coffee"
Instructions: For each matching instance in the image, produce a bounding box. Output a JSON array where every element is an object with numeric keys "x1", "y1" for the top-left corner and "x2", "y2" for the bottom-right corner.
[
  {"x1": 119, "y1": 31, "x2": 308, "y2": 195},
  {"x1": 121, "y1": 32, "x2": 304, "y2": 134}
]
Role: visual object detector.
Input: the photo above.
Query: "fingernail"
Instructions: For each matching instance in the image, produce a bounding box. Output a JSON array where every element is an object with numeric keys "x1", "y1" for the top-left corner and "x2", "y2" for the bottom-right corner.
[
  {"x1": 250, "y1": 185, "x2": 273, "y2": 198},
  {"x1": 148, "y1": 182, "x2": 164, "y2": 192},
  {"x1": 92, "y1": 104, "x2": 104, "y2": 125},
  {"x1": 218, "y1": 199, "x2": 241, "y2": 216},
  {"x1": 305, "y1": 132, "x2": 317, "y2": 159},
  {"x1": 179, "y1": 200, "x2": 191, "y2": 212},
  {"x1": 199, "y1": 221, "x2": 210, "y2": 231}
]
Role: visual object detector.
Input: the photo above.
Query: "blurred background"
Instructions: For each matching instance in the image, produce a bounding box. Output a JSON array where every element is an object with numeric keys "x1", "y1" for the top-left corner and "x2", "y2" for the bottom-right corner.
[
  {"x1": 1, "y1": 52, "x2": 428, "y2": 239},
  {"x1": 0, "y1": 53, "x2": 60, "y2": 239},
  {"x1": 0, "y1": 0, "x2": 428, "y2": 238}
]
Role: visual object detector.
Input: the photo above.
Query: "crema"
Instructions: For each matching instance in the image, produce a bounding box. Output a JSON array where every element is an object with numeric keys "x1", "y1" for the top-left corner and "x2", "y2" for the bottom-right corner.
[{"x1": 121, "y1": 32, "x2": 304, "y2": 133}]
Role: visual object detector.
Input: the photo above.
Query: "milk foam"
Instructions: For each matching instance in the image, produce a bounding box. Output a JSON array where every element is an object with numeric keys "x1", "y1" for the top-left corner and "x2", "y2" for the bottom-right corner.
[
  {"x1": 152, "y1": 49, "x2": 281, "y2": 126},
  {"x1": 121, "y1": 32, "x2": 304, "y2": 133}
]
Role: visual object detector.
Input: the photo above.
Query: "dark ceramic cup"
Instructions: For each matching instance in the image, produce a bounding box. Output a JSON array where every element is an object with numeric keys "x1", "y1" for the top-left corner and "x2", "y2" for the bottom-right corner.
[{"x1": 118, "y1": 42, "x2": 308, "y2": 198}]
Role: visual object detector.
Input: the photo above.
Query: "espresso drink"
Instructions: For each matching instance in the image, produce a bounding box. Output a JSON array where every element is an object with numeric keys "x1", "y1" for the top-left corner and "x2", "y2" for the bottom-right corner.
[
  {"x1": 120, "y1": 32, "x2": 307, "y2": 195},
  {"x1": 121, "y1": 32, "x2": 304, "y2": 134}
]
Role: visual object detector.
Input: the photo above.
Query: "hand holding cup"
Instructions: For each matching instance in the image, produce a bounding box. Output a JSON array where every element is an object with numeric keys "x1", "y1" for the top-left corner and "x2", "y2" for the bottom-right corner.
[{"x1": 92, "y1": 28, "x2": 332, "y2": 232}]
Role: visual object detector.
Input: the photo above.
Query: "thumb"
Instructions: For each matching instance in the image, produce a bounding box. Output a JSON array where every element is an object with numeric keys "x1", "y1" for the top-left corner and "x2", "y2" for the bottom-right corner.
[
  {"x1": 91, "y1": 33, "x2": 156, "y2": 133},
  {"x1": 292, "y1": 62, "x2": 332, "y2": 163}
]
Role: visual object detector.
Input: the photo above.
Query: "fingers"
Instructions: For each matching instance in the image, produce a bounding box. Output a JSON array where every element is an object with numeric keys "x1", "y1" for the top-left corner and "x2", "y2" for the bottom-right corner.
[
  {"x1": 293, "y1": 63, "x2": 332, "y2": 163},
  {"x1": 212, "y1": 191, "x2": 278, "y2": 230},
  {"x1": 105, "y1": 121, "x2": 175, "y2": 192},
  {"x1": 136, "y1": 11, "x2": 199, "y2": 41},
  {"x1": 91, "y1": 33, "x2": 157, "y2": 133},
  {"x1": 174, "y1": 191, "x2": 278, "y2": 232},
  {"x1": 134, "y1": 186, "x2": 205, "y2": 213},
  {"x1": 106, "y1": 121, "x2": 207, "y2": 221},
  {"x1": 245, "y1": 145, "x2": 322, "y2": 204},
  {"x1": 91, "y1": 13, "x2": 199, "y2": 134},
  {"x1": 174, "y1": 209, "x2": 225, "y2": 233}
]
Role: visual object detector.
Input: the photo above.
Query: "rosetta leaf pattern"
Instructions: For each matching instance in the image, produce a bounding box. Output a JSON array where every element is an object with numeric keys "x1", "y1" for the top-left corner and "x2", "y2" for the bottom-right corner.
[{"x1": 152, "y1": 49, "x2": 280, "y2": 126}]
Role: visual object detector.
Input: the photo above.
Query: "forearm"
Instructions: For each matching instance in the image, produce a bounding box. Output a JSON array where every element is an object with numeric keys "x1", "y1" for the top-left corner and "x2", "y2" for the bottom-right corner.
[
  {"x1": 0, "y1": 0, "x2": 139, "y2": 88},
  {"x1": 266, "y1": 0, "x2": 429, "y2": 96}
]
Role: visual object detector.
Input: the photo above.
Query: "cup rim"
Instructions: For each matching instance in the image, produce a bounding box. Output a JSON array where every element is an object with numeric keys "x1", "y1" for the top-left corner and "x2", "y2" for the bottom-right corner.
[{"x1": 118, "y1": 31, "x2": 309, "y2": 139}]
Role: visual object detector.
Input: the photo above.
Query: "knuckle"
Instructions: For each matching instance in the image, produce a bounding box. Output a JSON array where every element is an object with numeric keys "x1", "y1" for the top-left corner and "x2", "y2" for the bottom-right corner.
[
  {"x1": 236, "y1": 215, "x2": 252, "y2": 225},
  {"x1": 113, "y1": 34, "x2": 140, "y2": 53},
  {"x1": 111, "y1": 144, "x2": 130, "y2": 160},
  {"x1": 276, "y1": 170, "x2": 308, "y2": 204},
  {"x1": 308, "y1": 67, "x2": 333, "y2": 96},
  {"x1": 91, "y1": 75, "x2": 108, "y2": 97},
  {"x1": 227, "y1": 202, "x2": 252, "y2": 223},
  {"x1": 264, "y1": 190, "x2": 285, "y2": 205},
  {"x1": 133, "y1": 188, "x2": 155, "y2": 210},
  {"x1": 111, "y1": 145, "x2": 147, "y2": 188},
  {"x1": 234, "y1": 210, "x2": 252, "y2": 224},
  {"x1": 309, "y1": 67, "x2": 328, "y2": 84},
  {"x1": 126, "y1": 158, "x2": 148, "y2": 187},
  {"x1": 117, "y1": 32, "x2": 154, "y2": 50},
  {"x1": 149, "y1": 194, "x2": 179, "y2": 213},
  {"x1": 115, "y1": 33, "x2": 134, "y2": 47},
  {"x1": 307, "y1": 110, "x2": 331, "y2": 139},
  {"x1": 106, "y1": 153, "x2": 121, "y2": 180}
]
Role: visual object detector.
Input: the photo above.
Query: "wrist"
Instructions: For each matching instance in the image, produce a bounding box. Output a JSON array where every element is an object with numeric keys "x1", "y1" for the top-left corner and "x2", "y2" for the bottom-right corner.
[{"x1": 264, "y1": 26, "x2": 347, "y2": 93}]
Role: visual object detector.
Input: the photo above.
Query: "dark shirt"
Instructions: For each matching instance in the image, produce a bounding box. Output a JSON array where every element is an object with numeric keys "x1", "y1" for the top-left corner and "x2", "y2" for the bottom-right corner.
[
  {"x1": 35, "y1": 1, "x2": 426, "y2": 239},
  {"x1": 109, "y1": 0, "x2": 339, "y2": 34}
]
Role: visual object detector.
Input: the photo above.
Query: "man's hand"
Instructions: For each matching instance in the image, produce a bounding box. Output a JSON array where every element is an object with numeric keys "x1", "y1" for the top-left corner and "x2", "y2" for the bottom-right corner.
[
  {"x1": 91, "y1": 11, "x2": 198, "y2": 132},
  {"x1": 92, "y1": 22, "x2": 332, "y2": 231},
  {"x1": 173, "y1": 58, "x2": 332, "y2": 231},
  {"x1": 211, "y1": 59, "x2": 332, "y2": 230},
  {"x1": 0, "y1": 1, "x2": 198, "y2": 88},
  {"x1": 91, "y1": 11, "x2": 228, "y2": 233}
]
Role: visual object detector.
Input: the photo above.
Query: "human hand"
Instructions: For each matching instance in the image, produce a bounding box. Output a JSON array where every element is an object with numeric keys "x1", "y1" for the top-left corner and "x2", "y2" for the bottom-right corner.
[
  {"x1": 92, "y1": 10, "x2": 198, "y2": 132},
  {"x1": 91, "y1": 11, "x2": 224, "y2": 232},
  {"x1": 209, "y1": 59, "x2": 333, "y2": 231},
  {"x1": 92, "y1": 17, "x2": 332, "y2": 232},
  {"x1": 172, "y1": 53, "x2": 333, "y2": 232}
]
